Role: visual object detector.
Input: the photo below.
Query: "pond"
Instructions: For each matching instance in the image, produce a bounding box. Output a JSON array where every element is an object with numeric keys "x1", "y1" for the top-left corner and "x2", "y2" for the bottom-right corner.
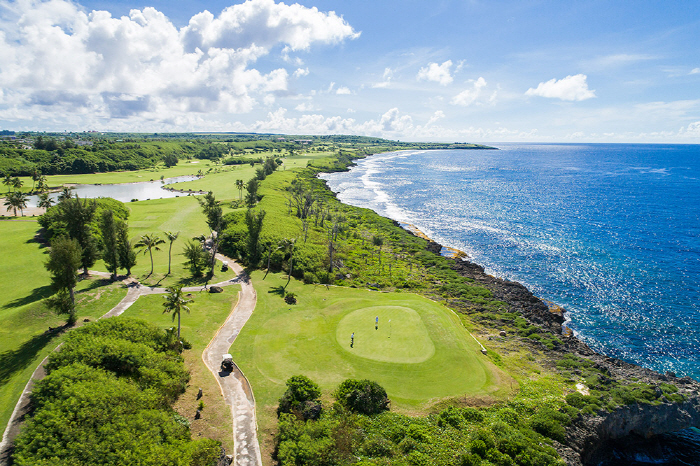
[{"x1": 24, "y1": 175, "x2": 202, "y2": 207}]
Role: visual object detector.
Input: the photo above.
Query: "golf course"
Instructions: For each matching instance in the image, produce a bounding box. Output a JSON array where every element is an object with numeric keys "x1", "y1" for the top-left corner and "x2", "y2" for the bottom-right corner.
[{"x1": 1, "y1": 137, "x2": 580, "y2": 466}]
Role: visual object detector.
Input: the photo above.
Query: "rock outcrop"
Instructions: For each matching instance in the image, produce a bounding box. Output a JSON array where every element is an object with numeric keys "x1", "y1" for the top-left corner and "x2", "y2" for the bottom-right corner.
[{"x1": 422, "y1": 238, "x2": 700, "y2": 465}]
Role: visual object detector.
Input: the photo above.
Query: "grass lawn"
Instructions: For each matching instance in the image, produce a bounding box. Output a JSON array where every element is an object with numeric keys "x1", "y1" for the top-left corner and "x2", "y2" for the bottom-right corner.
[
  {"x1": 14, "y1": 160, "x2": 216, "y2": 190},
  {"x1": 0, "y1": 219, "x2": 129, "y2": 432},
  {"x1": 119, "y1": 289, "x2": 240, "y2": 452},
  {"x1": 90, "y1": 196, "x2": 238, "y2": 288},
  {"x1": 232, "y1": 271, "x2": 510, "y2": 459},
  {"x1": 169, "y1": 164, "x2": 258, "y2": 201}
]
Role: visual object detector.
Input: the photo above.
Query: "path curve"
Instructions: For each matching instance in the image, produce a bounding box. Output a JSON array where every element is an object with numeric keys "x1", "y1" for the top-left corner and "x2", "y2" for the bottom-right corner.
[
  {"x1": 1, "y1": 257, "x2": 262, "y2": 466},
  {"x1": 202, "y1": 254, "x2": 262, "y2": 466}
]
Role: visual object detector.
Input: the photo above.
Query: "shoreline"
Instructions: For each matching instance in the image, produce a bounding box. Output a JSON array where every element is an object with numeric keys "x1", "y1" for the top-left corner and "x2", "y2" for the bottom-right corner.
[{"x1": 318, "y1": 151, "x2": 700, "y2": 465}]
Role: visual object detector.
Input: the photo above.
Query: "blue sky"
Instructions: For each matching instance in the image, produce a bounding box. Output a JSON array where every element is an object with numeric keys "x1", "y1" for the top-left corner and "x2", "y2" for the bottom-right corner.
[{"x1": 1, "y1": 0, "x2": 699, "y2": 142}]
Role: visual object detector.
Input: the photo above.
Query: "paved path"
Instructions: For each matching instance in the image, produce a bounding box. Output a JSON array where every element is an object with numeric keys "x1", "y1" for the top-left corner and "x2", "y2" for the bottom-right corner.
[
  {"x1": 0, "y1": 256, "x2": 262, "y2": 466},
  {"x1": 202, "y1": 254, "x2": 262, "y2": 466}
]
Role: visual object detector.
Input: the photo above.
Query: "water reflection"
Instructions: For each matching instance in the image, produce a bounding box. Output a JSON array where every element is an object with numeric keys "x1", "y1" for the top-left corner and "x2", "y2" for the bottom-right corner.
[{"x1": 25, "y1": 175, "x2": 201, "y2": 207}]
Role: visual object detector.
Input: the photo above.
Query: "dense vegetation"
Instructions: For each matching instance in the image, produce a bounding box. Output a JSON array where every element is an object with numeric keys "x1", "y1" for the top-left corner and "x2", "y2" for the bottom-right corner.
[{"x1": 12, "y1": 318, "x2": 220, "y2": 466}]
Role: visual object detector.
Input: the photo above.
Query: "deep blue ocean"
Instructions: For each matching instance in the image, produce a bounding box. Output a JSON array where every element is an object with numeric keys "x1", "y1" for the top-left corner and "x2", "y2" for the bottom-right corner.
[{"x1": 321, "y1": 143, "x2": 700, "y2": 465}]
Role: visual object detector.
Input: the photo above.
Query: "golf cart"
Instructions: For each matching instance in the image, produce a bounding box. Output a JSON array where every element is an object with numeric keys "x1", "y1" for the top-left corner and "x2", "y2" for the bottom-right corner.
[
  {"x1": 221, "y1": 261, "x2": 229, "y2": 272},
  {"x1": 221, "y1": 353, "x2": 234, "y2": 372}
]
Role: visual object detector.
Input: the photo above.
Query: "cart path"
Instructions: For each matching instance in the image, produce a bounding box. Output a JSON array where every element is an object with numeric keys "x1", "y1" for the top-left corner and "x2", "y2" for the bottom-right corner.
[
  {"x1": 1, "y1": 256, "x2": 260, "y2": 466},
  {"x1": 202, "y1": 254, "x2": 261, "y2": 466}
]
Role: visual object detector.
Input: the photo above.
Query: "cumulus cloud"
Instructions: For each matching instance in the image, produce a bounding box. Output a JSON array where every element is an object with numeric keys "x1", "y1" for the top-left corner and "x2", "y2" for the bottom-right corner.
[
  {"x1": 690, "y1": 68, "x2": 700, "y2": 75},
  {"x1": 417, "y1": 60, "x2": 453, "y2": 86},
  {"x1": 451, "y1": 77, "x2": 487, "y2": 106},
  {"x1": 335, "y1": 86, "x2": 351, "y2": 95},
  {"x1": 679, "y1": 121, "x2": 700, "y2": 137},
  {"x1": 426, "y1": 110, "x2": 445, "y2": 126},
  {"x1": 0, "y1": 0, "x2": 359, "y2": 124},
  {"x1": 293, "y1": 67, "x2": 310, "y2": 78},
  {"x1": 525, "y1": 74, "x2": 596, "y2": 101}
]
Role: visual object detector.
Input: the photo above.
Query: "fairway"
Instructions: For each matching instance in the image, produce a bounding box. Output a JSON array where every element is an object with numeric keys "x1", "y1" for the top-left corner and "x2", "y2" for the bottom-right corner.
[{"x1": 336, "y1": 306, "x2": 435, "y2": 363}]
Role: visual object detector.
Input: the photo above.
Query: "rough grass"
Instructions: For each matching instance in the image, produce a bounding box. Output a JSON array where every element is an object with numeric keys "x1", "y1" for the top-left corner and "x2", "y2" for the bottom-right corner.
[{"x1": 119, "y1": 289, "x2": 240, "y2": 452}]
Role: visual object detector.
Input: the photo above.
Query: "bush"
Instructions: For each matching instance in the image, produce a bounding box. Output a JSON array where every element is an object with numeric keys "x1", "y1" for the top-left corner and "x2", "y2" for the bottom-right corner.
[
  {"x1": 529, "y1": 407, "x2": 569, "y2": 442},
  {"x1": 284, "y1": 292, "x2": 297, "y2": 304},
  {"x1": 277, "y1": 375, "x2": 321, "y2": 416},
  {"x1": 334, "y1": 379, "x2": 389, "y2": 415}
]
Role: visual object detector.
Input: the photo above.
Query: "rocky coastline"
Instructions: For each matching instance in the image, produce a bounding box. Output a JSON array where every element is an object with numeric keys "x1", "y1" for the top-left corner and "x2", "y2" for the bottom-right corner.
[{"x1": 421, "y1": 238, "x2": 700, "y2": 465}]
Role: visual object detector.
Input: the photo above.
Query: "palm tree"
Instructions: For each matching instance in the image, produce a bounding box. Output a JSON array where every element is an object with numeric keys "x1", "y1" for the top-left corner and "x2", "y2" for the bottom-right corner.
[
  {"x1": 235, "y1": 179, "x2": 244, "y2": 200},
  {"x1": 134, "y1": 233, "x2": 165, "y2": 276},
  {"x1": 164, "y1": 231, "x2": 180, "y2": 275},
  {"x1": 11, "y1": 177, "x2": 23, "y2": 192},
  {"x1": 36, "y1": 175, "x2": 49, "y2": 193},
  {"x1": 2, "y1": 174, "x2": 12, "y2": 194},
  {"x1": 38, "y1": 192, "x2": 54, "y2": 212},
  {"x1": 57, "y1": 186, "x2": 73, "y2": 202},
  {"x1": 281, "y1": 238, "x2": 296, "y2": 290},
  {"x1": 4, "y1": 191, "x2": 28, "y2": 216},
  {"x1": 31, "y1": 168, "x2": 40, "y2": 192},
  {"x1": 162, "y1": 285, "x2": 193, "y2": 340}
]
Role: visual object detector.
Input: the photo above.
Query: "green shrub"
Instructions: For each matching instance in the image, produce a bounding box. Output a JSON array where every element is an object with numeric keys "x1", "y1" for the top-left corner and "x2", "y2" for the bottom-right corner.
[
  {"x1": 334, "y1": 379, "x2": 390, "y2": 415},
  {"x1": 277, "y1": 375, "x2": 321, "y2": 417}
]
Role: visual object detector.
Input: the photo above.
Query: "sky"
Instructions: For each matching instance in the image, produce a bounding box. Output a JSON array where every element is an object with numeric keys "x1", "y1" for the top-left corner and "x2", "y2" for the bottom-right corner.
[{"x1": 0, "y1": 0, "x2": 699, "y2": 142}]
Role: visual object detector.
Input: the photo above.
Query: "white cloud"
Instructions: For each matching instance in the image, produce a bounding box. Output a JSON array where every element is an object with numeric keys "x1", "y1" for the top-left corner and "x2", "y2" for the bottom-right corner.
[
  {"x1": 426, "y1": 110, "x2": 445, "y2": 126},
  {"x1": 679, "y1": 121, "x2": 700, "y2": 137},
  {"x1": 336, "y1": 86, "x2": 351, "y2": 95},
  {"x1": 372, "y1": 67, "x2": 393, "y2": 88},
  {"x1": 0, "y1": 0, "x2": 359, "y2": 124},
  {"x1": 525, "y1": 74, "x2": 596, "y2": 101},
  {"x1": 293, "y1": 67, "x2": 309, "y2": 78},
  {"x1": 417, "y1": 60, "x2": 453, "y2": 86},
  {"x1": 294, "y1": 102, "x2": 317, "y2": 112},
  {"x1": 451, "y1": 77, "x2": 487, "y2": 106},
  {"x1": 690, "y1": 68, "x2": 700, "y2": 75}
]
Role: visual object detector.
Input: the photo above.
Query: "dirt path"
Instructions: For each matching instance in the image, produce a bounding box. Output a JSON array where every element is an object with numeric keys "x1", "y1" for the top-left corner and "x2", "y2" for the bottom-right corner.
[{"x1": 0, "y1": 257, "x2": 261, "y2": 466}]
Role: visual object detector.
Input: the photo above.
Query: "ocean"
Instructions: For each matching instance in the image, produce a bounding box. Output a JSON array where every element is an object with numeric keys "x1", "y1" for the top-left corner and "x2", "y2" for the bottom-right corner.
[{"x1": 321, "y1": 143, "x2": 700, "y2": 465}]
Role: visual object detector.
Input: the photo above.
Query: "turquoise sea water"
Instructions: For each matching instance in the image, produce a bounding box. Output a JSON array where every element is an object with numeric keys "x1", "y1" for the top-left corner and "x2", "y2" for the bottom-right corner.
[{"x1": 321, "y1": 143, "x2": 700, "y2": 464}]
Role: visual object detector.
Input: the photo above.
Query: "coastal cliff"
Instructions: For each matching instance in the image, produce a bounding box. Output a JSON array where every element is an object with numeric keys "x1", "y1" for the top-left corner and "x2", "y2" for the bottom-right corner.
[{"x1": 424, "y1": 239, "x2": 700, "y2": 465}]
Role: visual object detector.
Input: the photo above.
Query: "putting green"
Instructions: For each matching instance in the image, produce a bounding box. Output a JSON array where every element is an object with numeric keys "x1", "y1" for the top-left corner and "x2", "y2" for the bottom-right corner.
[
  {"x1": 233, "y1": 273, "x2": 505, "y2": 413},
  {"x1": 336, "y1": 306, "x2": 435, "y2": 363}
]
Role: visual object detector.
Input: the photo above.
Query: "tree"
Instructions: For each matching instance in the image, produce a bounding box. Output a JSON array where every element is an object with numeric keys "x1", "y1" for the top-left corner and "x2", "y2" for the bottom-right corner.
[
  {"x1": 116, "y1": 222, "x2": 136, "y2": 276},
  {"x1": 31, "y1": 167, "x2": 40, "y2": 192},
  {"x1": 99, "y1": 210, "x2": 120, "y2": 279},
  {"x1": 44, "y1": 236, "x2": 82, "y2": 324},
  {"x1": 37, "y1": 192, "x2": 54, "y2": 212},
  {"x1": 2, "y1": 174, "x2": 12, "y2": 193},
  {"x1": 333, "y1": 379, "x2": 390, "y2": 415},
  {"x1": 4, "y1": 191, "x2": 28, "y2": 216},
  {"x1": 134, "y1": 234, "x2": 165, "y2": 276},
  {"x1": 164, "y1": 231, "x2": 180, "y2": 275},
  {"x1": 59, "y1": 196, "x2": 98, "y2": 275},
  {"x1": 36, "y1": 175, "x2": 49, "y2": 193},
  {"x1": 182, "y1": 240, "x2": 210, "y2": 277},
  {"x1": 245, "y1": 208, "x2": 266, "y2": 266},
  {"x1": 277, "y1": 375, "x2": 322, "y2": 417},
  {"x1": 198, "y1": 192, "x2": 224, "y2": 272},
  {"x1": 281, "y1": 238, "x2": 296, "y2": 291},
  {"x1": 57, "y1": 186, "x2": 73, "y2": 202},
  {"x1": 235, "y1": 179, "x2": 244, "y2": 200},
  {"x1": 163, "y1": 153, "x2": 178, "y2": 168},
  {"x1": 162, "y1": 285, "x2": 193, "y2": 340},
  {"x1": 245, "y1": 178, "x2": 259, "y2": 208},
  {"x1": 11, "y1": 177, "x2": 23, "y2": 192}
]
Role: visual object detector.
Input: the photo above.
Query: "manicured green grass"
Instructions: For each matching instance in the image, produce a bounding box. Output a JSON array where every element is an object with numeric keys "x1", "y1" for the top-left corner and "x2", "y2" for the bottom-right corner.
[
  {"x1": 169, "y1": 164, "x2": 258, "y2": 201},
  {"x1": 91, "y1": 196, "x2": 238, "y2": 288},
  {"x1": 13, "y1": 160, "x2": 213, "y2": 191},
  {"x1": 233, "y1": 271, "x2": 505, "y2": 412},
  {"x1": 119, "y1": 289, "x2": 240, "y2": 451}
]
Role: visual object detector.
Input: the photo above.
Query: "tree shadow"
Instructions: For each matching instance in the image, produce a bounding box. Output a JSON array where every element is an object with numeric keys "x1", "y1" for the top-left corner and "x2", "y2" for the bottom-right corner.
[
  {"x1": 268, "y1": 285, "x2": 285, "y2": 297},
  {"x1": 0, "y1": 327, "x2": 64, "y2": 386},
  {"x1": 76, "y1": 278, "x2": 112, "y2": 293},
  {"x1": 1, "y1": 285, "x2": 53, "y2": 309}
]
